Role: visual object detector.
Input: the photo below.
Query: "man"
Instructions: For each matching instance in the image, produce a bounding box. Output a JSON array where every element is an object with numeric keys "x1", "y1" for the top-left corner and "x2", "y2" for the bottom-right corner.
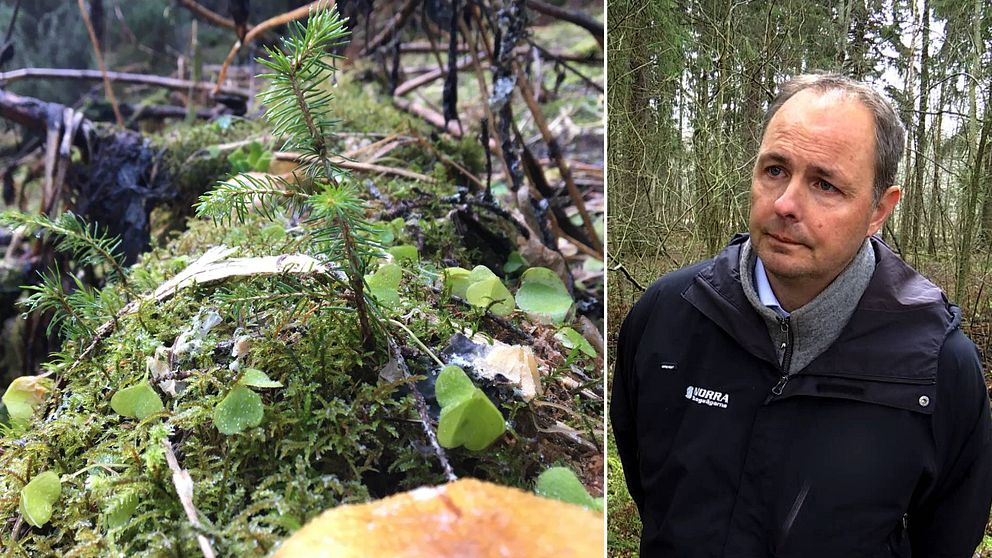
[{"x1": 610, "y1": 74, "x2": 992, "y2": 556}]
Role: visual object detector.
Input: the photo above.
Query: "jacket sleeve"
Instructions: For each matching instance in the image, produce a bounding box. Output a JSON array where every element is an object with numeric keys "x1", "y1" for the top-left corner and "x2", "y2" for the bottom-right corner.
[
  {"x1": 609, "y1": 283, "x2": 660, "y2": 514},
  {"x1": 908, "y1": 328, "x2": 992, "y2": 557}
]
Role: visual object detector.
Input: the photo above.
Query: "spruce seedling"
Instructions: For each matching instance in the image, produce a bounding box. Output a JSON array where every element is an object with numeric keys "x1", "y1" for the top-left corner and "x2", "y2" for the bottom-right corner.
[{"x1": 196, "y1": 5, "x2": 380, "y2": 353}]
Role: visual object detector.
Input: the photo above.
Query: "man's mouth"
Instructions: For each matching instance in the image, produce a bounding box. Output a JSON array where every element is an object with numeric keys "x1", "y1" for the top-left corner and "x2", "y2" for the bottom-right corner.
[{"x1": 767, "y1": 232, "x2": 803, "y2": 246}]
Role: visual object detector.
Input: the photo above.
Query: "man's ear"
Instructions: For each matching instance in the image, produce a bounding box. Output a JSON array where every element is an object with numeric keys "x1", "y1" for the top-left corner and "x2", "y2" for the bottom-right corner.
[{"x1": 867, "y1": 186, "x2": 901, "y2": 236}]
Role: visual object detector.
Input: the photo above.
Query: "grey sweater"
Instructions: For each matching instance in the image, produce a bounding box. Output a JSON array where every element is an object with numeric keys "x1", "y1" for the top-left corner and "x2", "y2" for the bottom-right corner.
[{"x1": 739, "y1": 238, "x2": 876, "y2": 374}]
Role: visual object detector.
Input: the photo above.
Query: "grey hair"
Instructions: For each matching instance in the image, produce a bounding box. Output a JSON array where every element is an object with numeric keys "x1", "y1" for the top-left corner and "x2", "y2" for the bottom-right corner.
[{"x1": 761, "y1": 73, "x2": 906, "y2": 204}]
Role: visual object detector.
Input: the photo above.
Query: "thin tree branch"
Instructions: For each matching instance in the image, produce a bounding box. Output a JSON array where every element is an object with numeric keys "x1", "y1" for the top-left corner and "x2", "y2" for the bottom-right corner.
[
  {"x1": 77, "y1": 0, "x2": 123, "y2": 127},
  {"x1": 359, "y1": 0, "x2": 422, "y2": 56},
  {"x1": 0, "y1": 68, "x2": 249, "y2": 98},
  {"x1": 213, "y1": 1, "x2": 333, "y2": 96},
  {"x1": 527, "y1": 0, "x2": 603, "y2": 48}
]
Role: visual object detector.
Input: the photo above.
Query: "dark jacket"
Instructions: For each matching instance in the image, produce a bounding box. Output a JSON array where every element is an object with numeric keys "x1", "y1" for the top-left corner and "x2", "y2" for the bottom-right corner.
[{"x1": 611, "y1": 235, "x2": 992, "y2": 557}]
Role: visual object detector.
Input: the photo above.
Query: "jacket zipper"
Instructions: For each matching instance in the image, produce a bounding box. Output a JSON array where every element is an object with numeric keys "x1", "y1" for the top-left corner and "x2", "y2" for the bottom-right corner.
[{"x1": 772, "y1": 316, "x2": 793, "y2": 396}]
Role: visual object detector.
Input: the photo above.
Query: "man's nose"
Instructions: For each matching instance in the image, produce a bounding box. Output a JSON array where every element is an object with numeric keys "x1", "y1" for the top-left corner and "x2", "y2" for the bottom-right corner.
[{"x1": 772, "y1": 177, "x2": 803, "y2": 220}]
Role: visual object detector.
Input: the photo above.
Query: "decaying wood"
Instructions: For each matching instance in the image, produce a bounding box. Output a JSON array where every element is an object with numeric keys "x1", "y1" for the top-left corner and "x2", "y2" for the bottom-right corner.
[
  {"x1": 0, "y1": 68, "x2": 249, "y2": 98},
  {"x1": 527, "y1": 0, "x2": 604, "y2": 48},
  {"x1": 174, "y1": 0, "x2": 243, "y2": 32},
  {"x1": 398, "y1": 41, "x2": 602, "y2": 63},
  {"x1": 392, "y1": 97, "x2": 465, "y2": 137}
]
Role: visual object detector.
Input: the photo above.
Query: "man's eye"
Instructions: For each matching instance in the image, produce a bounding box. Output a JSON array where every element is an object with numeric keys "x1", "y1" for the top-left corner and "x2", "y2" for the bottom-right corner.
[
  {"x1": 815, "y1": 180, "x2": 836, "y2": 192},
  {"x1": 766, "y1": 166, "x2": 784, "y2": 177}
]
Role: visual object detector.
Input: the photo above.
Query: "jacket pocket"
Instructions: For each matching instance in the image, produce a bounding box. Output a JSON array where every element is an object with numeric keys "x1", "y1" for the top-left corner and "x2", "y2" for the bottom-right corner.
[{"x1": 777, "y1": 371, "x2": 936, "y2": 415}]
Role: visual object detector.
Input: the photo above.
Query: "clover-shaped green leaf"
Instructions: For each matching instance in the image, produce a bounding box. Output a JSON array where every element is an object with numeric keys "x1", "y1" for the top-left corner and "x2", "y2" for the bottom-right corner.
[
  {"x1": 239, "y1": 368, "x2": 283, "y2": 388},
  {"x1": 465, "y1": 269, "x2": 514, "y2": 316},
  {"x1": 503, "y1": 251, "x2": 527, "y2": 274},
  {"x1": 19, "y1": 471, "x2": 61, "y2": 527},
  {"x1": 515, "y1": 267, "x2": 573, "y2": 324},
  {"x1": 437, "y1": 390, "x2": 506, "y2": 451},
  {"x1": 435, "y1": 364, "x2": 476, "y2": 407},
  {"x1": 366, "y1": 263, "x2": 403, "y2": 308},
  {"x1": 388, "y1": 245, "x2": 418, "y2": 262},
  {"x1": 534, "y1": 466, "x2": 602, "y2": 512},
  {"x1": 435, "y1": 365, "x2": 505, "y2": 451},
  {"x1": 2, "y1": 375, "x2": 54, "y2": 423},
  {"x1": 443, "y1": 267, "x2": 472, "y2": 299},
  {"x1": 213, "y1": 386, "x2": 264, "y2": 435},
  {"x1": 554, "y1": 327, "x2": 597, "y2": 357},
  {"x1": 111, "y1": 382, "x2": 164, "y2": 420}
]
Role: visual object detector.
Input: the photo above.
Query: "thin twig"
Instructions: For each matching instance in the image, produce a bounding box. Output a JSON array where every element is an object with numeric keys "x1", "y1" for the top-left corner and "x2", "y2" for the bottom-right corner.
[
  {"x1": 162, "y1": 440, "x2": 217, "y2": 558},
  {"x1": 213, "y1": 1, "x2": 332, "y2": 96},
  {"x1": 359, "y1": 0, "x2": 422, "y2": 56},
  {"x1": 0, "y1": 68, "x2": 249, "y2": 98},
  {"x1": 512, "y1": 60, "x2": 602, "y2": 257},
  {"x1": 386, "y1": 336, "x2": 457, "y2": 482},
  {"x1": 77, "y1": 0, "x2": 123, "y2": 127}
]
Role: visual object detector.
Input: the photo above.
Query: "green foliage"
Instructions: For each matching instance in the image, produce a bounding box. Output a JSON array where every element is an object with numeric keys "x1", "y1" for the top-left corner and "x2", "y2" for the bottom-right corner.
[
  {"x1": 2, "y1": 376, "x2": 54, "y2": 426},
  {"x1": 365, "y1": 263, "x2": 403, "y2": 309},
  {"x1": 534, "y1": 466, "x2": 603, "y2": 512},
  {"x1": 197, "y1": 172, "x2": 308, "y2": 225},
  {"x1": 213, "y1": 386, "x2": 264, "y2": 435},
  {"x1": 0, "y1": 211, "x2": 129, "y2": 286},
  {"x1": 515, "y1": 267, "x2": 574, "y2": 324},
  {"x1": 435, "y1": 365, "x2": 506, "y2": 451},
  {"x1": 228, "y1": 141, "x2": 273, "y2": 174},
  {"x1": 110, "y1": 382, "x2": 165, "y2": 420},
  {"x1": 19, "y1": 471, "x2": 62, "y2": 528},
  {"x1": 555, "y1": 327, "x2": 597, "y2": 358}
]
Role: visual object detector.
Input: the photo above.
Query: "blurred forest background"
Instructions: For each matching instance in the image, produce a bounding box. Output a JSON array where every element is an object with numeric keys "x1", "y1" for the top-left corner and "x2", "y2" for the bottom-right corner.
[{"x1": 606, "y1": 0, "x2": 992, "y2": 555}]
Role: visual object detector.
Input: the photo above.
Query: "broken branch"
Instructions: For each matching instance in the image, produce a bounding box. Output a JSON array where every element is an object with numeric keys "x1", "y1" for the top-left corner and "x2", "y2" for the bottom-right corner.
[
  {"x1": 0, "y1": 68, "x2": 249, "y2": 98},
  {"x1": 527, "y1": 0, "x2": 604, "y2": 48}
]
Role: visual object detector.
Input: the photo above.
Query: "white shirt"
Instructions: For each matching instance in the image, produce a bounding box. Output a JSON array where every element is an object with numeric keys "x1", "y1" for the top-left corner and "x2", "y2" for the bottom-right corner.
[{"x1": 755, "y1": 257, "x2": 790, "y2": 318}]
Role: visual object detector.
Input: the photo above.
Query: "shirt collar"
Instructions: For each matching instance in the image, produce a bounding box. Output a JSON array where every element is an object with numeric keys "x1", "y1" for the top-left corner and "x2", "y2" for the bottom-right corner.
[{"x1": 754, "y1": 257, "x2": 790, "y2": 318}]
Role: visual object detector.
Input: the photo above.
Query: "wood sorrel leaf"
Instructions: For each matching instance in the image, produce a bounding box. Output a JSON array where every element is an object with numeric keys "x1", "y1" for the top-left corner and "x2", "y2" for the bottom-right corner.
[
  {"x1": 19, "y1": 471, "x2": 61, "y2": 527},
  {"x1": 442, "y1": 267, "x2": 472, "y2": 299},
  {"x1": 466, "y1": 277, "x2": 514, "y2": 316},
  {"x1": 534, "y1": 466, "x2": 602, "y2": 512},
  {"x1": 435, "y1": 365, "x2": 475, "y2": 408},
  {"x1": 437, "y1": 389, "x2": 506, "y2": 451},
  {"x1": 239, "y1": 368, "x2": 283, "y2": 388},
  {"x1": 213, "y1": 386, "x2": 264, "y2": 435},
  {"x1": 2, "y1": 375, "x2": 54, "y2": 423},
  {"x1": 515, "y1": 267, "x2": 573, "y2": 324},
  {"x1": 111, "y1": 382, "x2": 164, "y2": 420}
]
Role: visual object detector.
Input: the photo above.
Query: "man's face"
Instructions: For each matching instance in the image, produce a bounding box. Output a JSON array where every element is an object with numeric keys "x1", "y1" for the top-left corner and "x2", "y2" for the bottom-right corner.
[{"x1": 748, "y1": 89, "x2": 899, "y2": 301}]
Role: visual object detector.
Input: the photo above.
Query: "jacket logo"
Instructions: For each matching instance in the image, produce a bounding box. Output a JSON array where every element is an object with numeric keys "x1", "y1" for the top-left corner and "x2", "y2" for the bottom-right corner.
[{"x1": 685, "y1": 385, "x2": 729, "y2": 408}]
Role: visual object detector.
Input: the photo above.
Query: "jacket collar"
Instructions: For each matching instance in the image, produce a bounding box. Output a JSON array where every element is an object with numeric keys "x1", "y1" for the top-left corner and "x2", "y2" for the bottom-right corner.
[{"x1": 683, "y1": 234, "x2": 955, "y2": 380}]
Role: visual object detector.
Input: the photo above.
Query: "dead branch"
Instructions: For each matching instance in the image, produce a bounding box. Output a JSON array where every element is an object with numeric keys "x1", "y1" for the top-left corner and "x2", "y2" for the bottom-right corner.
[
  {"x1": 0, "y1": 68, "x2": 249, "y2": 98},
  {"x1": 174, "y1": 0, "x2": 240, "y2": 31},
  {"x1": 78, "y1": 0, "x2": 123, "y2": 127},
  {"x1": 213, "y1": 1, "x2": 332, "y2": 96},
  {"x1": 273, "y1": 151, "x2": 438, "y2": 183},
  {"x1": 162, "y1": 440, "x2": 217, "y2": 558},
  {"x1": 385, "y1": 335, "x2": 457, "y2": 482},
  {"x1": 392, "y1": 97, "x2": 465, "y2": 137},
  {"x1": 513, "y1": 60, "x2": 602, "y2": 257},
  {"x1": 608, "y1": 256, "x2": 646, "y2": 292},
  {"x1": 400, "y1": 41, "x2": 602, "y2": 63},
  {"x1": 359, "y1": 0, "x2": 422, "y2": 56},
  {"x1": 393, "y1": 52, "x2": 484, "y2": 97},
  {"x1": 527, "y1": 0, "x2": 604, "y2": 48}
]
